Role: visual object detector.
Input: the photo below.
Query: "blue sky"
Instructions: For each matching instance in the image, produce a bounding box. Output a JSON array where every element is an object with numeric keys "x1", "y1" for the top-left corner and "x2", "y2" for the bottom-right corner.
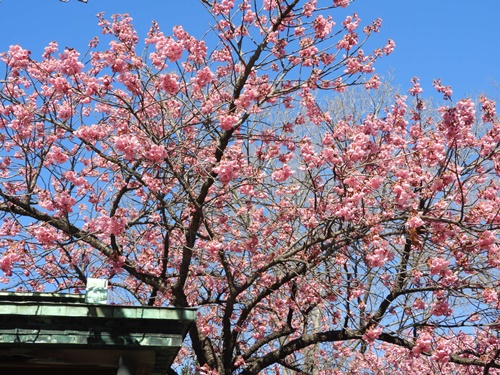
[{"x1": 0, "y1": 0, "x2": 498, "y2": 100}]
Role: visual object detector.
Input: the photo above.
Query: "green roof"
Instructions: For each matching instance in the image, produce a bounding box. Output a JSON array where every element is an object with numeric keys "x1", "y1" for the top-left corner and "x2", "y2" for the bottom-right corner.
[{"x1": 0, "y1": 291, "x2": 196, "y2": 375}]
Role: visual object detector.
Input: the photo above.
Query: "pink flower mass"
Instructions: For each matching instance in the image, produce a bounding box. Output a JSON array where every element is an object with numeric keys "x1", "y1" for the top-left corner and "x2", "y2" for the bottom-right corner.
[
  {"x1": 429, "y1": 257, "x2": 450, "y2": 276},
  {"x1": 1, "y1": 2, "x2": 500, "y2": 375},
  {"x1": 271, "y1": 164, "x2": 295, "y2": 182}
]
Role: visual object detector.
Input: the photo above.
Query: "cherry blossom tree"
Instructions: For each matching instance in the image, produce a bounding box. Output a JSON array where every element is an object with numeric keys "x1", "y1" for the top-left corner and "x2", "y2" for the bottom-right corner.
[{"x1": 1, "y1": 1, "x2": 500, "y2": 374}]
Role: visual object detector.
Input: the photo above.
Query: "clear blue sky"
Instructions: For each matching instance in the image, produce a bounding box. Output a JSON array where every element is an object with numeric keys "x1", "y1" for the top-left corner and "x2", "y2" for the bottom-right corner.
[{"x1": 0, "y1": 0, "x2": 498, "y2": 99}]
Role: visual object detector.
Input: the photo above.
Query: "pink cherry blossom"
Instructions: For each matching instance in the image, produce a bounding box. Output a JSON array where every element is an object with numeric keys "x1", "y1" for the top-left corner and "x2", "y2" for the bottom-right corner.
[
  {"x1": 362, "y1": 326, "x2": 383, "y2": 344},
  {"x1": 1, "y1": 4, "x2": 500, "y2": 375},
  {"x1": 46, "y1": 146, "x2": 69, "y2": 165},
  {"x1": 407, "y1": 215, "x2": 424, "y2": 229},
  {"x1": 334, "y1": 0, "x2": 350, "y2": 7},
  {"x1": 212, "y1": 159, "x2": 240, "y2": 184},
  {"x1": 2, "y1": 45, "x2": 31, "y2": 69},
  {"x1": 382, "y1": 39, "x2": 396, "y2": 55},
  {"x1": 483, "y1": 288, "x2": 499, "y2": 306},
  {"x1": 412, "y1": 332, "x2": 432, "y2": 355},
  {"x1": 33, "y1": 226, "x2": 62, "y2": 246},
  {"x1": 218, "y1": 114, "x2": 239, "y2": 130},
  {"x1": 433, "y1": 78, "x2": 453, "y2": 99},
  {"x1": 429, "y1": 257, "x2": 450, "y2": 276},
  {"x1": 271, "y1": 164, "x2": 295, "y2": 182},
  {"x1": 0, "y1": 252, "x2": 20, "y2": 276},
  {"x1": 159, "y1": 73, "x2": 180, "y2": 94},
  {"x1": 53, "y1": 191, "x2": 76, "y2": 213},
  {"x1": 193, "y1": 66, "x2": 214, "y2": 88},
  {"x1": 409, "y1": 77, "x2": 423, "y2": 96},
  {"x1": 313, "y1": 15, "x2": 334, "y2": 38}
]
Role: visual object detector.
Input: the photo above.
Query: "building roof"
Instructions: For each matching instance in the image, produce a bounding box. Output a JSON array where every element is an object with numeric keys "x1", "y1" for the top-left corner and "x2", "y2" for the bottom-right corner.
[{"x1": 0, "y1": 291, "x2": 196, "y2": 375}]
